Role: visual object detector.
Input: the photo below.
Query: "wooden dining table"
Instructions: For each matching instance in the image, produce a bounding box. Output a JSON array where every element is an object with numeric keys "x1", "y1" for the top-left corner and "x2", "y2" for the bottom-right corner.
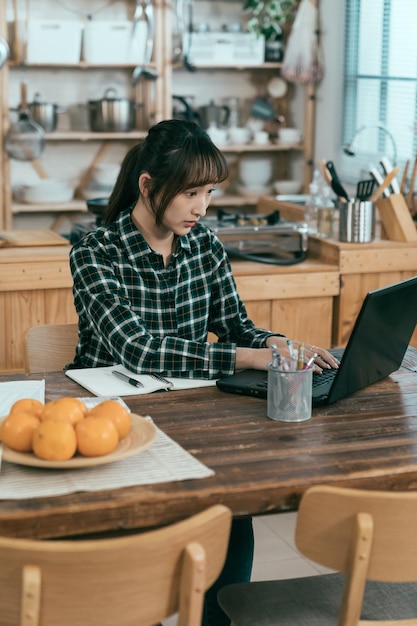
[{"x1": 2, "y1": 348, "x2": 417, "y2": 540}]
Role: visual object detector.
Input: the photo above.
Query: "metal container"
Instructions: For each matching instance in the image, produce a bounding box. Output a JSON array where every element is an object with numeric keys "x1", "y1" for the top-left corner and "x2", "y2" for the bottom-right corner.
[
  {"x1": 29, "y1": 94, "x2": 61, "y2": 132},
  {"x1": 338, "y1": 200, "x2": 375, "y2": 243},
  {"x1": 88, "y1": 88, "x2": 138, "y2": 132}
]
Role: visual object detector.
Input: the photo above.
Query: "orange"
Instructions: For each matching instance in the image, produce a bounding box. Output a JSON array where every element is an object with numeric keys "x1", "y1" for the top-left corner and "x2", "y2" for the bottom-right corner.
[
  {"x1": 76, "y1": 415, "x2": 119, "y2": 457},
  {"x1": 88, "y1": 400, "x2": 131, "y2": 439},
  {"x1": 0, "y1": 411, "x2": 41, "y2": 452},
  {"x1": 32, "y1": 420, "x2": 77, "y2": 461},
  {"x1": 9, "y1": 398, "x2": 44, "y2": 419},
  {"x1": 41, "y1": 397, "x2": 85, "y2": 425}
]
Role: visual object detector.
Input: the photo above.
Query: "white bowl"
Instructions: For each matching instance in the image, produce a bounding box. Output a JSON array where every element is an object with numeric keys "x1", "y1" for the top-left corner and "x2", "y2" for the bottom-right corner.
[
  {"x1": 236, "y1": 183, "x2": 273, "y2": 198},
  {"x1": 273, "y1": 180, "x2": 302, "y2": 195},
  {"x1": 238, "y1": 156, "x2": 273, "y2": 187},
  {"x1": 278, "y1": 128, "x2": 302, "y2": 144}
]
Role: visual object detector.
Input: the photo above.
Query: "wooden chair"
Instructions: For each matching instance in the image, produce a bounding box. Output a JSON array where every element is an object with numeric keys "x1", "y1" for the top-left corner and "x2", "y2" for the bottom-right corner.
[
  {"x1": 218, "y1": 486, "x2": 417, "y2": 626},
  {"x1": 0, "y1": 504, "x2": 231, "y2": 626},
  {"x1": 24, "y1": 323, "x2": 79, "y2": 372}
]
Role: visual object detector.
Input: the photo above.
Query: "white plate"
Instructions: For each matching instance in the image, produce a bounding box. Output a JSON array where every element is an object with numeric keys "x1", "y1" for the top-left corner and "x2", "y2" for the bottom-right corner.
[
  {"x1": 267, "y1": 77, "x2": 288, "y2": 99},
  {"x1": 1, "y1": 413, "x2": 156, "y2": 469}
]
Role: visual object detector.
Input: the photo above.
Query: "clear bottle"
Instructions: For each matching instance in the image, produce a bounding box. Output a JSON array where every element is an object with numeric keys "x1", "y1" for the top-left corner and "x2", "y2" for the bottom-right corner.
[
  {"x1": 316, "y1": 186, "x2": 335, "y2": 238},
  {"x1": 304, "y1": 176, "x2": 322, "y2": 235}
]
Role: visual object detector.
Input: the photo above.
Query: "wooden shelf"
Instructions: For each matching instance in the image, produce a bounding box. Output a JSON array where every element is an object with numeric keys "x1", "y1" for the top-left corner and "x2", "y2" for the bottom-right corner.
[
  {"x1": 8, "y1": 61, "x2": 158, "y2": 71},
  {"x1": 44, "y1": 131, "x2": 147, "y2": 141},
  {"x1": 220, "y1": 142, "x2": 304, "y2": 153},
  {"x1": 12, "y1": 200, "x2": 88, "y2": 214}
]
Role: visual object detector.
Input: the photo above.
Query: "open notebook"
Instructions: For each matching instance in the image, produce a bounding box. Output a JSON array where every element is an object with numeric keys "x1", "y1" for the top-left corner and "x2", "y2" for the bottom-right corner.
[{"x1": 65, "y1": 364, "x2": 217, "y2": 397}]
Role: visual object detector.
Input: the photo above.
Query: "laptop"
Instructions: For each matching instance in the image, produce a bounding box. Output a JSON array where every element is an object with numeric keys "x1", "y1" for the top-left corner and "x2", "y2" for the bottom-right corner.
[{"x1": 216, "y1": 276, "x2": 417, "y2": 407}]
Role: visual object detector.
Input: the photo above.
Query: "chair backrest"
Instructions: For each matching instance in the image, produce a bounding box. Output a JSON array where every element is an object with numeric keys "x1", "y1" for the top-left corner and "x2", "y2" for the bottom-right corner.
[
  {"x1": 0, "y1": 504, "x2": 231, "y2": 626},
  {"x1": 24, "y1": 323, "x2": 79, "y2": 372},
  {"x1": 295, "y1": 485, "x2": 417, "y2": 626}
]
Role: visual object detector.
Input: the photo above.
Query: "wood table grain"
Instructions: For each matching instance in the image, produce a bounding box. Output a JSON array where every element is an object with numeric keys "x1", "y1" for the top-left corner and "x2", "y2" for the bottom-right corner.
[{"x1": 1, "y1": 348, "x2": 417, "y2": 539}]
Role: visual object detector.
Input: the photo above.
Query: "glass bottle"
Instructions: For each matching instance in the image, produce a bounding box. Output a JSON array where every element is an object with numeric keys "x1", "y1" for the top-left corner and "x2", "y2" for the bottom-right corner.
[{"x1": 316, "y1": 186, "x2": 335, "y2": 238}]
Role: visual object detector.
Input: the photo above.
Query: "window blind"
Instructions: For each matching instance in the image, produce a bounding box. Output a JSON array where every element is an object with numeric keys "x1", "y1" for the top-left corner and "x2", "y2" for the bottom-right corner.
[{"x1": 342, "y1": 0, "x2": 417, "y2": 180}]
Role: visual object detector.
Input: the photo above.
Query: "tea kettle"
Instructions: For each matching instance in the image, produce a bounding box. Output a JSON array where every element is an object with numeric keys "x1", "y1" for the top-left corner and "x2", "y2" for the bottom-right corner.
[{"x1": 198, "y1": 100, "x2": 230, "y2": 129}]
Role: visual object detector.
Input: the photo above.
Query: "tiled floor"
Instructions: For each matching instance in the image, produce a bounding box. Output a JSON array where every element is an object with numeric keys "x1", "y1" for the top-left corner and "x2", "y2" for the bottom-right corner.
[{"x1": 162, "y1": 511, "x2": 327, "y2": 625}]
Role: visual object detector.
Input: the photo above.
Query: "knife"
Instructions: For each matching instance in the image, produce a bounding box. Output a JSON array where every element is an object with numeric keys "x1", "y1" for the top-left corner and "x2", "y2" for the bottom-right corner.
[
  {"x1": 380, "y1": 157, "x2": 400, "y2": 194},
  {"x1": 369, "y1": 165, "x2": 391, "y2": 198},
  {"x1": 369, "y1": 166, "x2": 400, "y2": 203}
]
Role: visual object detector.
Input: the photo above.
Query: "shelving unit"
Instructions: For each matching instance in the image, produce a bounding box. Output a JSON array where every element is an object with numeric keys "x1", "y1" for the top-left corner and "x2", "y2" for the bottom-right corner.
[{"x1": 0, "y1": 0, "x2": 316, "y2": 229}]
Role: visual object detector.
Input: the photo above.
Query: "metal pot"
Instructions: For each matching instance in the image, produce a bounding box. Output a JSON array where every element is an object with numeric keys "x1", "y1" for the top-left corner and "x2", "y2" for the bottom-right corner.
[
  {"x1": 28, "y1": 93, "x2": 63, "y2": 132},
  {"x1": 88, "y1": 88, "x2": 139, "y2": 132}
]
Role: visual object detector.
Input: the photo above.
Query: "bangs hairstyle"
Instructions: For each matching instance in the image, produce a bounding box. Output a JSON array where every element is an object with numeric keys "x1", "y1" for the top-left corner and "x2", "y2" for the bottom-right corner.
[
  {"x1": 104, "y1": 119, "x2": 229, "y2": 225},
  {"x1": 151, "y1": 130, "x2": 229, "y2": 225}
]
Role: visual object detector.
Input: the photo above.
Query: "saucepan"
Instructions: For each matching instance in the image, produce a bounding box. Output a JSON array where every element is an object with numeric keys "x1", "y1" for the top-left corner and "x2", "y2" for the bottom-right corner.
[
  {"x1": 88, "y1": 88, "x2": 143, "y2": 132},
  {"x1": 28, "y1": 93, "x2": 66, "y2": 132}
]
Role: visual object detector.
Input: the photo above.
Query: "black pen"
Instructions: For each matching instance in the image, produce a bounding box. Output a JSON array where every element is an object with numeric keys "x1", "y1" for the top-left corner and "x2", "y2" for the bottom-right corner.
[{"x1": 112, "y1": 370, "x2": 144, "y2": 388}]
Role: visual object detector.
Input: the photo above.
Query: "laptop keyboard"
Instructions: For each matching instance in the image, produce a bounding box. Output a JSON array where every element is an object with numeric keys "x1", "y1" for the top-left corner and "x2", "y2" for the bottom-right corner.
[{"x1": 313, "y1": 367, "x2": 337, "y2": 389}]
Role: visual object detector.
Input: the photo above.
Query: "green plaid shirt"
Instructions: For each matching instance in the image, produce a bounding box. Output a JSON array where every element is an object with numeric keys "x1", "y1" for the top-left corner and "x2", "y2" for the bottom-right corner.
[{"x1": 69, "y1": 208, "x2": 276, "y2": 378}]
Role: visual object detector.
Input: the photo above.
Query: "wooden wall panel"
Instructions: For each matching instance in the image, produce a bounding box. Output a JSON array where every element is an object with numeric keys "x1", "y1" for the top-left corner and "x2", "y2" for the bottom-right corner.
[
  {"x1": 334, "y1": 271, "x2": 417, "y2": 347},
  {"x1": 271, "y1": 297, "x2": 333, "y2": 347}
]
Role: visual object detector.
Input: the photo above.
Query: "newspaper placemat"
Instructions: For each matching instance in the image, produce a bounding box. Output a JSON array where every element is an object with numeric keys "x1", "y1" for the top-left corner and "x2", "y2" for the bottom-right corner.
[{"x1": 0, "y1": 419, "x2": 214, "y2": 500}]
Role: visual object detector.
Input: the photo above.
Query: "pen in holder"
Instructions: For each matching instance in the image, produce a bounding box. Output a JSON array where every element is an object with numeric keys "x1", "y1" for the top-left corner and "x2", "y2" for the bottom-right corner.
[{"x1": 267, "y1": 362, "x2": 312, "y2": 422}]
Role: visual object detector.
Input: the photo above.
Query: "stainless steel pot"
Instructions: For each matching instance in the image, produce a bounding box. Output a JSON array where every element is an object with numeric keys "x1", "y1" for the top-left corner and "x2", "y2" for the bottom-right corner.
[
  {"x1": 88, "y1": 88, "x2": 139, "y2": 132},
  {"x1": 28, "y1": 93, "x2": 63, "y2": 132}
]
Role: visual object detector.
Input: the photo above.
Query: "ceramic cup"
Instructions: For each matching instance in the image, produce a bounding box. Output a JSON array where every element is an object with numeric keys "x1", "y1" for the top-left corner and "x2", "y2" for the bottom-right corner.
[
  {"x1": 253, "y1": 130, "x2": 269, "y2": 145},
  {"x1": 229, "y1": 126, "x2": 250, "y2": 144}
]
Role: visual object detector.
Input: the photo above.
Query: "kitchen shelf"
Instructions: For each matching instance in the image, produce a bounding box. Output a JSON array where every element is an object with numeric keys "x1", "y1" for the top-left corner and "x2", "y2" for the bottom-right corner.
[
  {"x1": 8, "y1": 62, "x2": 158, "y2": 70},
  {"x1": 44, "y1": 131, "x2": 147, "y2": 141},
  {"x1": 12, "y1": 200, "x2": 88, "y2": 214}
]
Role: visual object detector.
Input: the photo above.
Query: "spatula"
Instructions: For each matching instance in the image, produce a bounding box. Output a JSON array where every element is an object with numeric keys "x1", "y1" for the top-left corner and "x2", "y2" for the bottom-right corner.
[{"x1": 356, "y1": 179, "x2": 375, "y2": 201}]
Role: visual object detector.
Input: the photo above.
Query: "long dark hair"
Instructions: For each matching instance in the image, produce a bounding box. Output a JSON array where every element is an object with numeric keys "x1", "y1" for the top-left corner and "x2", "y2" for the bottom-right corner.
[{"x1": 104, "y1": 119, "x2": 229, "y2": 225}]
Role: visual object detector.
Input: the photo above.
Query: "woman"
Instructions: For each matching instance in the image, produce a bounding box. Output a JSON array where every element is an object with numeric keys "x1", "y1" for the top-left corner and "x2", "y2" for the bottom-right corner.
[{"x1": 69, "y1": 119, "x2": 338, "y2": 626}]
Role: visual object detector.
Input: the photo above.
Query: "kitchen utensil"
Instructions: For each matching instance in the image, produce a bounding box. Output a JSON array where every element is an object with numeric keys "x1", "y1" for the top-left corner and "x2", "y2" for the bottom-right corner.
[
  {"x1": 406, "y1": 154, "x2": 417, "y2": 211},
  {"x1": 326, "y1": 160, "x2": 350, "y2": 201},
  {"x1": 400, "y1": 159, "x2": 410, "y2": 195},
  {"x1": 28, "y1": 92, "x2": 64, "y2": 132},
  {"x1": 198, "y1": 101, "x2": 230, "y2": 129},
  {"x1": 338, "y1": 199, "x2": 375, "y2": 243},
  {"x1": 369, "y1": 165, "x2": 390, "y2": 198},
  {"x1": 319, "y1": 158, "x2": 332, "y2": 187},
  {"x1": 380, "y1": 156, "x2": 400, "y2": 194},
  {"x1": 88, "y1": 88, "x2": 140, "y2": 132},
  {"x1": 369, "y1": 166, "x2": 400, "y2": 203},
  {"x1": 4, "y1": 81, "x2": 45, "y2": 161},
  {"x1": 356, "y1": 179, "x2": 375, "y2": 201},
  {"x1": 131, "y1": 0, "x2": 158, "y2": 85}
]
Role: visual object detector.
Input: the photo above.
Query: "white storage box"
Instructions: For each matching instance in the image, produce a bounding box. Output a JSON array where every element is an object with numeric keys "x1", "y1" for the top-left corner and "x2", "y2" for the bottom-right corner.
[
  {"x1": 184, "y1": 32, "x2": 265, "y2": 66},
  {"x1": 83, "y1": 21, "x2": 147, "y2": 64},
  {"x1": 27, "y1": 20, "x2": 83, "y2": 64}
]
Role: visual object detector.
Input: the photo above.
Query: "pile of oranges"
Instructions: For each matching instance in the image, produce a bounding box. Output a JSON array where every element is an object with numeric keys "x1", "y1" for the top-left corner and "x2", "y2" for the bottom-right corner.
[{"x1": 0, "y1": 398, "x2": 131, "y2": 462}]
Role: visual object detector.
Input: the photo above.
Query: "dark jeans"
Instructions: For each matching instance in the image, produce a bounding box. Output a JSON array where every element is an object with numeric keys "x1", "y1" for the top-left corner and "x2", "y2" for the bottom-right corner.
[{"x1": 202, "y1": 516, "x2": 254, "y2": 626}]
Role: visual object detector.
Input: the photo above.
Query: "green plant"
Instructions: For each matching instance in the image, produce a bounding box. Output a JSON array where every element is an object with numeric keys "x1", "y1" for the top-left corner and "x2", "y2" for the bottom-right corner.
[{"x1": 243, "y1": 0, "x2": 298, "y2": 40}]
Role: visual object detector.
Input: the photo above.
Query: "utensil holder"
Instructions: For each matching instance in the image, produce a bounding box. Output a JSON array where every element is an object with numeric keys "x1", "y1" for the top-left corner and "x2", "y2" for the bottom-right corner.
[
  {"x1": 376, "y1": 194, "x2": 417, "y2": 242},
  {"x1": 338, "y1": 200, "x2": 375, "y2": 243}
]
